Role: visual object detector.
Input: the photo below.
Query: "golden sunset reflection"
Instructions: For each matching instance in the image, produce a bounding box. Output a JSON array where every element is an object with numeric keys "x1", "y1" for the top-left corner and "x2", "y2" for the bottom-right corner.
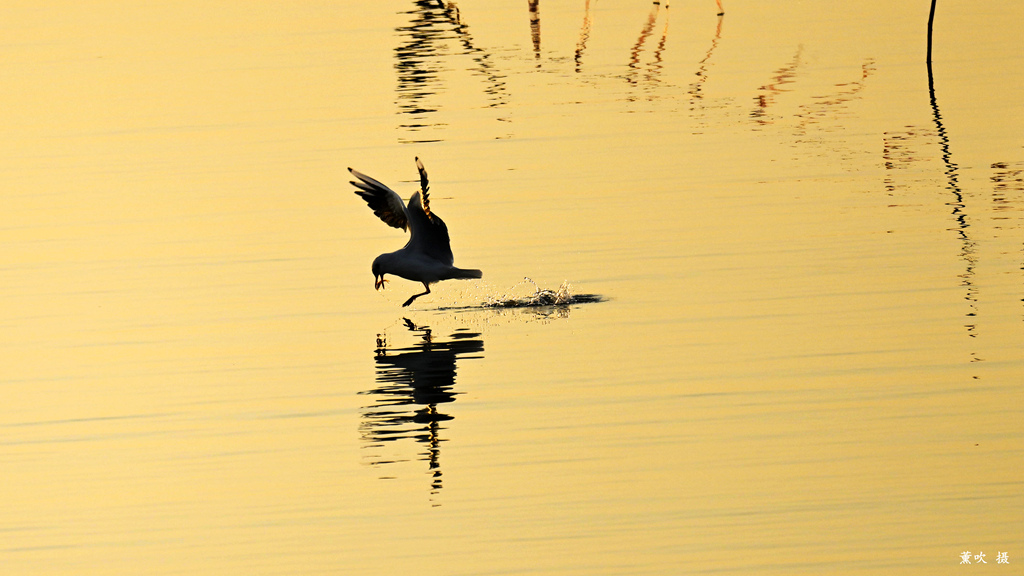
[{"x1": 1, "y1": 1, "x2": 1022, "y2": 574}]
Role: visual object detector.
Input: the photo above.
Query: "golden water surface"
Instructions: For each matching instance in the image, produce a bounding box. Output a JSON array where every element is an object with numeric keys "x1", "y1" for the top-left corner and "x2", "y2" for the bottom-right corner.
[{"x1": 2, "y1": 1, "x2": 1022, "y2": 574}]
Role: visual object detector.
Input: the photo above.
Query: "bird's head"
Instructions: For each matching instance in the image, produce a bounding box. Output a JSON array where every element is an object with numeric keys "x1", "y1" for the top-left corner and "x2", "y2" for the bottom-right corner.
[{"x1": 371, "y1": 257, "x2": 388, "y2": 290}]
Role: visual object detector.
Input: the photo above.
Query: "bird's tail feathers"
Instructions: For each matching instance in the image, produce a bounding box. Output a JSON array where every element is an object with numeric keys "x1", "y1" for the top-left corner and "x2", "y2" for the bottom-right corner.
[{"x1": 447, "y1": 267, "x2": 483, "y2": 280}]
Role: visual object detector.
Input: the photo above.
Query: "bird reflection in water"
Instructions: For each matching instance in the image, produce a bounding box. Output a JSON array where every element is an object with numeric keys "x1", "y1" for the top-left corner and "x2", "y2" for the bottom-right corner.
[
  {"x1": 359, "y1": 318, "x2": 483, "y2": 499},
  {"x1": 394, "y1": 0, "x2": 507, "y2": 142}
]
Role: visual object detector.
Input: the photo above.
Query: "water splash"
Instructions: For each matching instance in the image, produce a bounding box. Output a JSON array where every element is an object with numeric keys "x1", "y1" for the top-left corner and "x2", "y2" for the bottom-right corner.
[{"x1": 483, "y1": 278, "x2": 602, "y2": 308}]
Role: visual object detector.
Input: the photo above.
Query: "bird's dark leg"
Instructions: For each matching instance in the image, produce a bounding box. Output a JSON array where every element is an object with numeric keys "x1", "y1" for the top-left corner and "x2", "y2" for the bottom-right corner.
[{"x1": 402, "y1": 282, "x2": 432, "y2": 307}]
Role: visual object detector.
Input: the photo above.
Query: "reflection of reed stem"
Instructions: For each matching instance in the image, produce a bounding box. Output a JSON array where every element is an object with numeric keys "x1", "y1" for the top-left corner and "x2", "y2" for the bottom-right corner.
[
  {"x1": 627, "y1": 3, "x2": 660, "y2": 85},
  {"x1": 926, "y1": 0, "x2": 936, "y2": 67},
  {"x1": 574, "y1": 0, "x2": 592, "y2": 72},
  {"x1": 926, "y1": 0, "x2": 980, "y2": 347},
  {"x1": 687, "y1": 14, "x2": 722, "y2": 104},
  {"x1": 926, "y1": 0, "x2": 966, "y2": 222}
]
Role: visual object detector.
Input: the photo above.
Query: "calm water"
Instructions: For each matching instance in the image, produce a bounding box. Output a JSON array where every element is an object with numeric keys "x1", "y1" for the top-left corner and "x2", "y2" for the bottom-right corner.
[{"x1": 2, "y1": 1, "x2": 1022, "y2": 574}]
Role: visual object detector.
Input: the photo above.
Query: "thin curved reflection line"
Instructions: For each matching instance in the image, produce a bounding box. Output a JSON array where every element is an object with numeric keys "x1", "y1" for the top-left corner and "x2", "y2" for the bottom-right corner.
[
  {"x1": 626, "y1": 2, "x2": 660, "y2": 86},
  {"x1": 750, "y1": 45, "x2": 802, "y2": 125},
  {"x1": 927, "y1": 0, "x2": 980, "y2": 353},
  {"x1": 574, "y1": 0, "x2": 592, "y2": 72},
  {"x1": 359, "y1": 319, "x2": 483, "y2": 500},
  {"x1": 647, "y1": 5, "x2": 670, "y2": 85},
  {"x1": 688, "y1": 12, "x2": 723, "y2": 106},
  {"x1": 446, "y1": 4, "x2": 508, "y2": 108},
  {"x1": 792, "y1": 59, "x2": 874, "y2": 140}
]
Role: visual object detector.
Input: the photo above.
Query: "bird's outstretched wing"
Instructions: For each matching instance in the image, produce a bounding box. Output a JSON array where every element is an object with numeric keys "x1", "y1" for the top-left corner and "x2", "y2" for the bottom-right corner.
[
  {"x1": 406, "y1": 191, "x2": 453, "y2": 266},
  {"x1": 349, "y1": 167, "x2": 409, "y2": 231},
  {"x1": 415, "y1": 156, "x2": 432, "y2": 220},
  {"x1": 407, "y1": 158, "x2": 454, "y2": 266}
]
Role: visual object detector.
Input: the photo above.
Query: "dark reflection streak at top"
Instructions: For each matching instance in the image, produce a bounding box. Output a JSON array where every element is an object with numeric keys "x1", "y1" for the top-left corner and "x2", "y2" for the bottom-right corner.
[
  {"x1": 926, "y1": 0, "x2": 965, "y2": 220},
  {"x1": 442, "y1": 3, "x2": 508, "y2": 107},
  {"x1": 927, "y1": 0, "x2": 980, "y2": 349},
  {"x1": 394, "y1": 1, "x2": 508, "y2": 141},
  {"x1": 360, "y1": 319, "x2": 483, "y2": 501},
  {"x1": 394, "y1": 2, "x2": 445, "y2": 111}
]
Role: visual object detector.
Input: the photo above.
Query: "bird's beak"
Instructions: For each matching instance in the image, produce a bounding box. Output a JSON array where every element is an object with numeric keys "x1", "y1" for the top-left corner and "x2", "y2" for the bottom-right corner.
[{"x1": 375, "y1": 276, "x2": 386, "y2": 290}]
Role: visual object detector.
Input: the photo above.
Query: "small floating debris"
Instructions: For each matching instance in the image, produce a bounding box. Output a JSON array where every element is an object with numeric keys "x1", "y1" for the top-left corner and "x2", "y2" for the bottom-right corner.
[{"x1": 483, "y1": 278, "x2": 603, "y2": 308}]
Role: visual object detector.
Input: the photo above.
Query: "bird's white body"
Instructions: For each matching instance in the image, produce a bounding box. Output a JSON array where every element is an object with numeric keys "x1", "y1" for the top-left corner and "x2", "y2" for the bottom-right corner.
[
  {"x1": 350, "y1": 158, "x2": 482, "y2": 307},
  {"x1": 372, "y1": 249, "x2": 480, "y2": 286}
]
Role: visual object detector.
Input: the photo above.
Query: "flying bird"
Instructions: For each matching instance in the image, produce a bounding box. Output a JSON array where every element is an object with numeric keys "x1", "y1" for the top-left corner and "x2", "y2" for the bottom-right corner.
[{"x1": 350, "y1": 157, "x2": 482, "y2": 307}]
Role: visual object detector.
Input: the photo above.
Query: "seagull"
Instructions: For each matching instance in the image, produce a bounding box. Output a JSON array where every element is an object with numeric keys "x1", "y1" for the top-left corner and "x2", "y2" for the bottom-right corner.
[{"x1": 350, "y1": 157, "x2": 482, "y2": 307}]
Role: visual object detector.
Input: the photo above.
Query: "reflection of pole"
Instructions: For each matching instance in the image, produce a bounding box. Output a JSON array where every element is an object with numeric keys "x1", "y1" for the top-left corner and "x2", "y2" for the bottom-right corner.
[
  {"x1": 926, "y1": 0, "x2": 936, "y2": 67},
  {"x1": 926, "y1": 0, "x2": 964, "y2": 217},
  {"x1": 927, "y1": 0, "x2": 980, "y2": 353}
]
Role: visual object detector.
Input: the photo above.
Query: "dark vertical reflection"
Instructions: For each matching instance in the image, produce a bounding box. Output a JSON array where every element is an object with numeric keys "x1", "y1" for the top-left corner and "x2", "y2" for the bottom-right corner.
[
  {"x1": 360, "y1": 319, "x2": 483, "y2": 502},
  {"x1": 529, "y1": 0, "x2": 541, "y2": 65},
  {"x1": 394, "y1": 1, "x2": 508, "y2": 143},
  {"x1": 927, "y1": 0, "x2": 980, "y2": 354},
  {"x1": 926, "y1": 0, "x2": 936, "y2": 68},
  {"x1": 394, "y1": 1, "x2": 450, "y2": 134}
]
